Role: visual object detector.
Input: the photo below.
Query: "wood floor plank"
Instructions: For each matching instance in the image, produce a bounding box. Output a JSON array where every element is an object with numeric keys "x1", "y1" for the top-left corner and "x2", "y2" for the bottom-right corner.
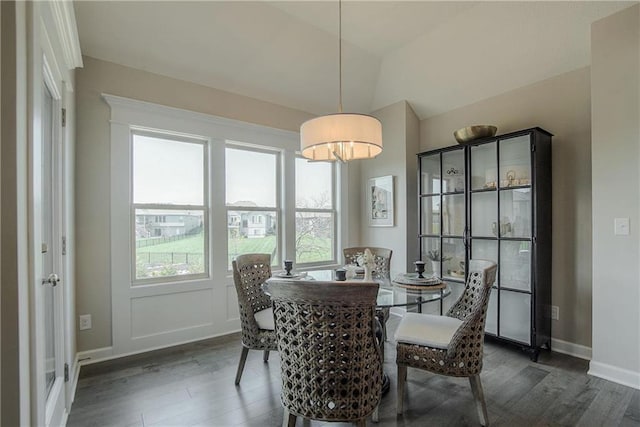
[{"x1": 69, "y1": 320, "x2": 638, "y2": 427}]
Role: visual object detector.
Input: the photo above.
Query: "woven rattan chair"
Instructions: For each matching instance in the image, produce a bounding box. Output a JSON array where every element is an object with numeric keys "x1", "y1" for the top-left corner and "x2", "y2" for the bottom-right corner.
[
  {"x1": 343, "y1": 246, "x2": 393, "y2": 341},
  {"x1": 395, "y1": 259, "x2": 498, "y2": 426},
  {"x1": 231, "y1": 253, "x2": 278, "y2": 385},
  {"x1": 343, "y1": 247, "x2": 392, "y2": 280},
  {"x1": 265, "y1": 278, "x2": 383, "y2": 427}
]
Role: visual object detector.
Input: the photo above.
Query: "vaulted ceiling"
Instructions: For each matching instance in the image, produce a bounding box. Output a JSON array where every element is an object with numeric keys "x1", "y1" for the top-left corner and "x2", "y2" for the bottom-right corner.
[{"x1": 74, "y1": 1, "x2": 635, "y2": 119}]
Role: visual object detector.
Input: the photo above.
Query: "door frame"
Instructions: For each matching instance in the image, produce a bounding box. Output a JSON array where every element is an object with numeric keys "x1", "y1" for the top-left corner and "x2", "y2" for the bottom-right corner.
[{"x1": 25, "y1": 1, "x2": 81, "y2": 425}]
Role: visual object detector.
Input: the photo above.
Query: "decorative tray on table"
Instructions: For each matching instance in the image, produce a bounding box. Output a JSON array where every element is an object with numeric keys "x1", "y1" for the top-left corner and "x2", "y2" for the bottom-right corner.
[
  {"x1": 392, "y1": 273, "x2": 445, "y2": 290},
  {"x1": 274, "y1": 272, "x2": 306, "y2": 279}
]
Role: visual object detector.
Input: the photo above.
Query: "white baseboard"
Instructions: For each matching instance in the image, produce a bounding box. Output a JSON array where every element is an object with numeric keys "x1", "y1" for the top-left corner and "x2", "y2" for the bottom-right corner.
[
  {"x1": 589, "y1": 360, "x2": 640, "y2": 390},
  {"x1": 76, "y1": 346, "x2": 115, "y2": 365},
  {"x1": 76, "y1": 329, "x2": 242, "y2": 366},
  {"x1": 551, "y1": 338, "x2": 592, "y2": 360}
]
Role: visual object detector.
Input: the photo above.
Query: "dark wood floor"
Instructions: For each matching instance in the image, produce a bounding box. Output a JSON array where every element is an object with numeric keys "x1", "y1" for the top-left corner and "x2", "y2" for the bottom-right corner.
[{"x1": 68, "y1": 318, "x2": 639, "y2": 426}]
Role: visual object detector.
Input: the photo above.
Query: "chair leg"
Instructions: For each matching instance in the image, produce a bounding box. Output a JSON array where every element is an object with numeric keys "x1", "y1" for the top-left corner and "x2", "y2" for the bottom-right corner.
[
  {"x1": 263, "y1": 350, "x2": 270, "y2": 362},
  {"x1": 372, "y1": 404, "x2": 379, "y2": 423},
  {"x1": 282, "y1": 409, "x2": 296, "y2": 427},
  {"x1": 302, "y1": 418, "x2": 310, "y2": 427},
  {"x1": 356, "y1": 419, "x2": 366, "y2": 427},
  {"x1": 397, "y1": 365, "x2": 407, "y2": 415},
  {"x1": 469, "y1": 374, "x2": 489, "y2": 426},
  {"x1": 235, "y1": 346, "x2": 250, "y2": 385}
]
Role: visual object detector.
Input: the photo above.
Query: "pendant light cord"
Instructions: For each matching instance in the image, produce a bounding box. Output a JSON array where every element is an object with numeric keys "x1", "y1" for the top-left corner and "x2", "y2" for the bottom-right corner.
[{"x1": 338, "y1": 0, "x2": 343, "y2": 113}]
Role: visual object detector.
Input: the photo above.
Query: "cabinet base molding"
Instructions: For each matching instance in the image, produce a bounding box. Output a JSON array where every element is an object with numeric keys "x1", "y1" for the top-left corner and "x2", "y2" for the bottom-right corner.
[{"x1": 588, "y1": 360, "x2": 640, "y2": 390}]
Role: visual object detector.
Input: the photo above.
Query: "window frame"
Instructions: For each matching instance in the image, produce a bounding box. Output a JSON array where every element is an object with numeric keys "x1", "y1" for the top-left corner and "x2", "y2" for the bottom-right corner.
[
  {"x1": 130, "y1": 128, "x2": 210, "y2": 285},
  {"x1": 224, "y1": 143, "x2": 282, "y2": 270},
  {"x1": 293, "y1": 156, "x2": 338, "y2": 268}
]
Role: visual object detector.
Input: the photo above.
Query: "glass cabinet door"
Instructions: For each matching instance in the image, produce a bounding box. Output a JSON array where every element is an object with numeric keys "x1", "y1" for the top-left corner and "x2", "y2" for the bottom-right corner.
[
  {"x1": 419, "y1": 148, "x2": 465, "y2": 284},
  {"x1": 499, "y1": 135, "x2": 531, "y2": 188},
  {"x1": 499, "y1": 290, "x2": 531, "y2": 344},
  {"x1": 442, "y1": 149, "x2": 465, "y2": 193},
  {"x1": 500, "y1": 240, "x2": 531, "y2": 291},
  {"x1": 420, "y1": 154, "x2": 440, "y2": 195},
  {"x1": 470, "y1": 142, "x2": 497, "y2": 190}
]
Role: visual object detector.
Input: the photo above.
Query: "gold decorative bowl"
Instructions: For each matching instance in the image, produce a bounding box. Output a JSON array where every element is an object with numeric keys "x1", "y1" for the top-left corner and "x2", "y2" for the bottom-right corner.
[{"x1": 453, "y1": 125, "x2": 498, "y2": 144}]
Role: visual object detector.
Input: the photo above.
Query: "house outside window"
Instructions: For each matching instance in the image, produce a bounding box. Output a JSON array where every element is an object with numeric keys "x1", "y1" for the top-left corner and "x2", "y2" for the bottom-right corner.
[
  {"x1": 225, "y1": 146, "x2": 279, "y2": 268},
  {"x1": 132, "y1": 132, "x2": 208, "y2": 282}
]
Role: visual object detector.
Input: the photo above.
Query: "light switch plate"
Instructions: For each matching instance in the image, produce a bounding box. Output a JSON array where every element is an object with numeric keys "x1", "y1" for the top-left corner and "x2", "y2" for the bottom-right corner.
[{"x1": 614, "y1": 218, "x2": 630, "y2": 235}]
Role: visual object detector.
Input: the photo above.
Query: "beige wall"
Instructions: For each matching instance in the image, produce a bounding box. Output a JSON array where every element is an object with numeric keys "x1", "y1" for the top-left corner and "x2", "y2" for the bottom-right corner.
[
  {"x1": 420, "y1": 67, "x2": 592, "y2": 347},
  {"x1": 75, "y1": 56, "x2": 313, "y2": 351},
  {"x1": 355, "y1": 101, "x2": 420, "y2": 276},
  {"x1": 590, "y1": 4, "x2": 639, "y2": 383}
]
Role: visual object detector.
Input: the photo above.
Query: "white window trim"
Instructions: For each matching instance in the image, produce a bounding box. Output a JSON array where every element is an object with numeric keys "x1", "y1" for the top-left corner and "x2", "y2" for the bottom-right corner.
[
  {"x1": 104, "y1": 94, "x2": 349, "y2": 356},
  {"x1": 131, "y1": 130, "x2": 210, "y2": 285}
]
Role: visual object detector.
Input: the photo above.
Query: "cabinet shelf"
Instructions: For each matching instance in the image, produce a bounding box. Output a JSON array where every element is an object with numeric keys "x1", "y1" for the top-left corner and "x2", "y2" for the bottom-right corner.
[{"x1": 417, "y1": 127, "x2": 552, "y2": 361}]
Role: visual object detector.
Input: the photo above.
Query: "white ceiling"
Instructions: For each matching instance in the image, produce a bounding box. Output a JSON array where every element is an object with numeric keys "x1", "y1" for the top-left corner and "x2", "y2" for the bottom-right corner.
[{"x1": 74, "y1": 1, "x2": 635, "y2": 119}]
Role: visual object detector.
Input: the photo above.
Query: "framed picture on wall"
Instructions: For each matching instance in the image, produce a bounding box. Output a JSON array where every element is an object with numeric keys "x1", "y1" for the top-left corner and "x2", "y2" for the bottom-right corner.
[{"x1": 368, "y1": 175, "x2": 394, "y2": 227}]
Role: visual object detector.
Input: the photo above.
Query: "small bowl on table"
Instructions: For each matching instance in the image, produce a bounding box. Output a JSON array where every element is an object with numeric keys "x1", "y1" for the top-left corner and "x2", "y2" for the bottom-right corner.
[{"x1": 454, "y1": 125, "x2": 497, "y2": 144}]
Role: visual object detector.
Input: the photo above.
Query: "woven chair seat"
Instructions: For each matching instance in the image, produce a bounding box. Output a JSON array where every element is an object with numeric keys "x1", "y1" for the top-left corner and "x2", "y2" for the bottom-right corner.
[
  {"x1": 254, "y1": 307, "x2": 274, "y2": 330},
  {"x1": 394, "y1": 313, "x2": 462, "y2": 349}
]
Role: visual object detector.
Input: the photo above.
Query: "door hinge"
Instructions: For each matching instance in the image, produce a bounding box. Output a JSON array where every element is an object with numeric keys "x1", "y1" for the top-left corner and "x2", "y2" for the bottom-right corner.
[
  {"x1": 62, "y1": 236, "x2": 67, "y2": 255},
  {"x1": 531, "y1": 142, "x2": 536, "y2": 152},
  {"x1": 61, "y1": 108, "x2": 67, "y2": 127},
  {"x1": 64, "y1": 363, "x2": 69, "y2": 382}
]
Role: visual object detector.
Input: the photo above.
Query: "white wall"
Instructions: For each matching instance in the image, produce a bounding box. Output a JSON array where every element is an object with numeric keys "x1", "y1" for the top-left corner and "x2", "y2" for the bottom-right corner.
[{"x1": 590, "y1": 4, "x2": 640, "y2": 389}]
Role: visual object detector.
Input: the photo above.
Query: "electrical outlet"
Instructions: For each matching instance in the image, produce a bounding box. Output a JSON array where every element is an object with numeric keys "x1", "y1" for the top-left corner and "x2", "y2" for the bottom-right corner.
[
  {"x1": 614, "y1": 218, "x2": 630, "y2": 235},
  {"x1": 79, "y1": 314, "x2": 92, "y2": 330},
  {"x1": 551, "y1": 306, "x2": 559, "y2": 320}
]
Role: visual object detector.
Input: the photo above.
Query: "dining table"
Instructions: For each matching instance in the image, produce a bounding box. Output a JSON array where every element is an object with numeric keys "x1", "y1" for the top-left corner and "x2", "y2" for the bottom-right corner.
[{"x1": 269, "y1": 268, "x2": 452, "y2": 395}]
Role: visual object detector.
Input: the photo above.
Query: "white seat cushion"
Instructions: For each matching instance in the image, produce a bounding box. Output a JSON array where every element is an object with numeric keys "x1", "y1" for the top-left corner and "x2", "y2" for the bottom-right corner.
[
  {"x1": 394, "y1": 313, "x2": 463, "y2": 349},
  {"x1": 254, "y1": 307, "x2": 274, "y2": 330}
]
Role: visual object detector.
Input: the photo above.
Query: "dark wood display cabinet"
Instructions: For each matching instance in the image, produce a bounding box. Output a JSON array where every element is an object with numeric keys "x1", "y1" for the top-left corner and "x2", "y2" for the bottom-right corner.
[{"x1": 417, "y1": 127, "x2": 552, "y2": 361}]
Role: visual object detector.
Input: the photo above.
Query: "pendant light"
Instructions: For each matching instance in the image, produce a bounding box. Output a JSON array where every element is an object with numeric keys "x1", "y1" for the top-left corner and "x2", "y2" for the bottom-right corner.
[{"x1": 300, "y1": 0, "x2": 382, "y2": 162}]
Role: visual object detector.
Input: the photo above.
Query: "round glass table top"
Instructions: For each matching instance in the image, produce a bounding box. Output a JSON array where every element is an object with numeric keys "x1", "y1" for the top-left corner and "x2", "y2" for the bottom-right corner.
[{"x1": 297, "y1": 269, "x2": 451, "y2": 308}]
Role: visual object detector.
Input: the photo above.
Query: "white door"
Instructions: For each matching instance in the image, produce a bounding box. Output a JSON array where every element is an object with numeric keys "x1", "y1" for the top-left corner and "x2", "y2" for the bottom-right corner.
[{"x1": 36, "y1": 61, "x2": 66, "y2": 426}]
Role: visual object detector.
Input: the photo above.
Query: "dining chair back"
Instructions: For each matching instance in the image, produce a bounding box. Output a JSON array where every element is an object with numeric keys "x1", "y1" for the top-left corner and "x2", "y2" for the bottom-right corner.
[
  {"x1": 344, "y1": 246, "x2": 393, "y2": 341},
  {"x1": 265, "y1": 278, "x2": 383, "y2": 427},
  {"x1": 343, "y1": 246, "x2": 392, "y2": 280},
  {"x1": 395, "y1": 259, "x2": 498, "y2": 426},
  {"x1": 231, "y1": 253, "x2": 278, "y2": 385}
]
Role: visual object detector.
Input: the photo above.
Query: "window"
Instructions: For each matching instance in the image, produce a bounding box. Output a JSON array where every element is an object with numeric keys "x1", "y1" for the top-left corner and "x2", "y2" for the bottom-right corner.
[
  {"x1": 132, "y1": 132, "x2": 208, "y2": 281},
  {"x1": 225, "y1": 146, "x2": 279, "y2": 268},
  {"x1": 295, "y1": 158, "x2": 335, "y2": 264}
]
